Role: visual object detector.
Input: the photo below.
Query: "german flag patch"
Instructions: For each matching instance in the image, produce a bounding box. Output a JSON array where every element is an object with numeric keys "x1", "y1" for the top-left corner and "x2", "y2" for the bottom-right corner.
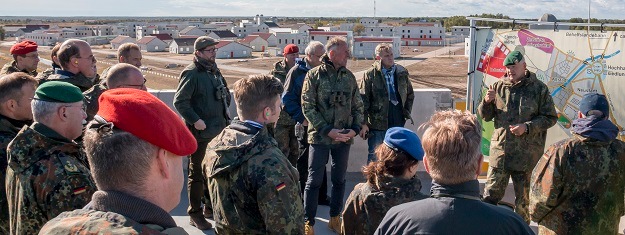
[
  {"x1": 73, "y1": 187, "x2": 87, "y2": 195},
  {"x1": 276, "y1": 182, "x2": 286, "y2": 191}
]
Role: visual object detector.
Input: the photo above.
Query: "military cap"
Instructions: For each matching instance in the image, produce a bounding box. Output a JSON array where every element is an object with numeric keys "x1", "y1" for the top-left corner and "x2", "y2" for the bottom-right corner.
[
  {"x1": 284, "y1": 44, "x2": 299, "y2": 55},
  {"x1": 194, "y1": 36, "x2": 219, "y2": 51},
  {"x1": 383, "y1": 127, "x2": 424, "y2": 161},
  {"x1": 579, "y1": 93, "x2": 610, "y2": 118},
  {"x1": 34, "y1": 81, "x2": 83, "y2": 103},
  {"x1": 10, "y1": 40, "x2": 38, "y2": 55},
  {"x1": 97, "y1": 88, "x2": 198, "y2": 156},
  {"x1": 503, "y1": 50, "x2": 524, "y2": 66}
]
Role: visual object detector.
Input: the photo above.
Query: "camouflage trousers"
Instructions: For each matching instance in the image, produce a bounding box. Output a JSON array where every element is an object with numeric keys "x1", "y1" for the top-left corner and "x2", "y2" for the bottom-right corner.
[
  {"x1": 483, "y1": 166, "x2": 530, "y2": 223},
  {"x1": 274, "y1": 124, "x2": 299, "y2": 166}
]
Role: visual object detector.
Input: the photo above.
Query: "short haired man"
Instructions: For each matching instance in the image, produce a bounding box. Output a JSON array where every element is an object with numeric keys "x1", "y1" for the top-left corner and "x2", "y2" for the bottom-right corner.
[
  {"x1": 301, "y1": 37, "x2": 364, "y2": 234},
  {"x1": 360, "y1": 43, "x2": 415, "y2": 164},
  {"x1": 271, "y1": 44, "x2": 300, "y2": 165},
  {"x1": 478, "y1": 50, "x2": 557, "y2": 222},
  {"x1": 0, "y1": 72, "x2": 37, "y2": 234},
  {"x1": 100, "y1": 42, "x2": 143, "y2": 80},
  {"x1": 5, "y1": 81, "x2": 96, "y2": 234},
  {"x1": 46, "y1": 39, "x2": 99, "y2": 92},
  {"x1": 174, "y1": 36, "x2": 230, "y2": 230},
  {"x1": 375, "y1": 110, "x2": 533, "y2": 235},
  {"x1": 203, "y1": 74, "x2": 303, "y2": 234},
  {"x1": 37, "y1": 43, "x2": 62, "y2": 82},
  {"x1": 1, "y1": 40, "x2": 39, "y2": 77},
  {"x1": 530, "y1": 93, "x2": 625, "y2": 234},
  {"x1": 83, "y1": 63, "x2": 147, "y2": 121},
  {"x1": 40, "y1": 88, "x2": 197, "y2": 234},
  {"x1": 282, "y1": 41, "x2": 330, "y2": 204}
]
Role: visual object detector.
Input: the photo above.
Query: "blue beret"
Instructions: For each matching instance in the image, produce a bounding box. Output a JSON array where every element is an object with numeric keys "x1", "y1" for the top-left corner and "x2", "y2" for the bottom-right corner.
[
  {"x1": 383, "y1": 127, "x2": 424, "y2": 161},
  {"x1": 34, "y1": 81, "x2": 83, "y2": 103},
  {"x1": 579, "y1": 93, "x2": 609, "y2": 118}
]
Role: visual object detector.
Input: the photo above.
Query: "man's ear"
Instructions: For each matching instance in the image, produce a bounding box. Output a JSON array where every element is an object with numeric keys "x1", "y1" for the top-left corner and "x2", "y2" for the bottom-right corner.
[
  {"x1": 476, "y1": 154, "x2": 484, "y2": 176},
  {"x1": 4, "y1": 99, "x2": 18, "y2": 113},
  {"x1": 375, "y1": 55, "x2": 381, "y2": 60},
  {"x1": 423, "y1": 156, "x2": 431, "y2": 175},
  {"x1": 156, "y1": 148, "x2": 171, "y2": 179}
]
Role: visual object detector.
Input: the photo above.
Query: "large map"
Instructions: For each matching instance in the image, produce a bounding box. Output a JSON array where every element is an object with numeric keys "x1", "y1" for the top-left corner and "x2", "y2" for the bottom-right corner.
[{"x1": 470, "y1": 28, "x2": 625, "y2": 155}]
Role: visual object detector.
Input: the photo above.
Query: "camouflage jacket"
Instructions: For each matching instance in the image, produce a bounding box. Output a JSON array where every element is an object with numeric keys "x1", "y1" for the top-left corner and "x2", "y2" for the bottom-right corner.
[
  {"x1": 271, "y1": 59, "x2": 296, "y2": 126},
  {"x1": 83, "y1": 83, "x2": 108, "y2": 122},
  {"x1": 0, "y1": 60, "x2": 38, "y2": 77},
  {"x1": 39, "y1": 191, "x2": 188, "y2": 235},
  {"x1": 203, "y1": 120, "x2": 304, "y2": 234},
  {"x1": 36, "y1": 68, "x2": 55, "y2": 83},
  {"x1": 478, "y1": 70, "x2": 557, "y2": 172},
  {"x1": 530, "y1": 131, "x2": 625, "y2": 235},
  {"x1": 360, "y1": 61, "x2": 414, "y2": 130},
  {"x1": 302, "y1": 55, "x2": 364, "y2": 145},
  {"x1": 6, "y1": 122, "x2": 96, "y2": 235},
  {"x1": 342, "y1": 175, "x2": 425, "y2": 235},
  {"x1": 43, "y1": 70, "x2": 98, "y2": 92}
]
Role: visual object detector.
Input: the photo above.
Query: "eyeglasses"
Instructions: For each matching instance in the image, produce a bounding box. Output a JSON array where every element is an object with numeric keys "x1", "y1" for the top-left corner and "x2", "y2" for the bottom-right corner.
[
  {"x1": 201, "y1": 48, "x2": 218, "y2": 53},
  {"x1": 122, "y1": 77, "x2": 147, "y2": 88},
  {"x1": 63, "y1": 104, "x2": 87, "y2": 112},
  {"x1": 76, "y1": 55, "x2": 97, "y2": 63}
]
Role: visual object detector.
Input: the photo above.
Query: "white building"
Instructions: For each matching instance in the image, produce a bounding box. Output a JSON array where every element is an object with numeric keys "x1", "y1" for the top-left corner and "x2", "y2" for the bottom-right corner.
[
  {"x1": 136, "y1": 36, "x2": 168, "y2": 52},
  {"x1": 23, "y1": 29, "x2": 63, "y2": 46},
  {"x1": 179, "y1": 26, "x2": 206, "y2": 37},
  {"x1": 208, "y1": 30, "x2": 238, "y2": 41},
  {"x1": 352, "y1": 37, "x2": 401, "y2": 59},
  {"x1": 309, "y1": 31, "x2": 353, "y2": 48},
  {"x1": 290, "y1": 23, "x2": 312, "y2": 34},
  {"x1": 72, "y1": 25, "x2": 94, "y2": 37},
  {"x1": 250, "y1": 32, "x2": 277, "y2": 47},
  {"x1": 396, "y1": 22, "x2": 445, "y2": 46},
  {"x1": 239, "y1": 35, "x2": 268, "y2": 52},
  {"x1": 3, "y1": 27, "x2": 26, "y2": 38},
  {"x1": 110, "y1": 35, "x2": 136, "y2": 49},
  {"x1": 451, "y1": 26, "x2": 471, "y2": 36},
  {"x1": 276, "y1": 33, "x2": 307, "y2": 52},
  {"x1": 363, "y1": 24, "x2": 395, "y2": 37},
  {"x1": 359, "y1": 18, "x2": 379, "y2": 26},
  {"x1": 215, "y1": 41, "x2": 252, "y2": 59},
  {"x1": 318, "y1": 26, "x2": 339, "y2": 32},
  {"x1": 169, "y1": 37, "x2": 197, "y2": 54}
]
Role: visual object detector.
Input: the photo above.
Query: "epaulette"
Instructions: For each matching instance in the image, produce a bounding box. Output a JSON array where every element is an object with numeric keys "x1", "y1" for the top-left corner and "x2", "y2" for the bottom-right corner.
[{"x1": 58, "y1": 155, "x2": 82, "y2": 175}]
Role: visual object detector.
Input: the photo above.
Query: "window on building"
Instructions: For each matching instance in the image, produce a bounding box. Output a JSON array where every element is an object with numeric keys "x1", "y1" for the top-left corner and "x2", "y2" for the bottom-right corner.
[
  {"x1": 429, "y1": 30, "x2": 432, "y2": 33},
  {"x1": 360, "y1": 43, "x2": 363, "y2": 46},
  {"x1": 402, "y1": 30, "x2": 405, "y2": 33},
  {"x1": 311, "y1": 36, "x2": 315, "y2": 40},
  {"x1": 279, "y1": 39, "x2": 282, "y2": 44},
  {"x1": 408, "y1": 30, "x2": 411, "y2": 33},
  {"x1": 292, "y1": 39, "x2": 295, "y2": 43},
  {"x1": 407, "y1": 35, "x2": 410, "y2": 38},
  {"x1": 298, "y1": 39, "x2": 300, "y2": 44},
  {"x1": 380, "y1": 29, "x2": 383, "y2": 32},
  {"x1": 429, "y1": 35, "x2": 432, "y2": 38},
  {"x1": 243, "y1": 50, "x2": 247, "y2": 55}
]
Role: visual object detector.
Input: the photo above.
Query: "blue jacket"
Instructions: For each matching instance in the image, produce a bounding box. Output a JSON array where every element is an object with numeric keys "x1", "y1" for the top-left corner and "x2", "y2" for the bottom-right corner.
[{"x1": 282, "y1": 59, "x2": 311, "y2": 124}]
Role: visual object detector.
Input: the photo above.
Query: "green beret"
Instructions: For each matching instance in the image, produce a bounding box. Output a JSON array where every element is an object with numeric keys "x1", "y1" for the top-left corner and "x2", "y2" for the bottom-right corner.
[
  {"x1": 194, "y1": 36, "x2": 219, "y2": 50},
  {"x1": 35, "y1": 81, "x2": 83, "y2": 103},
  {"x1": 504, "y1": 50, "x2": 524, "y2": 66}
]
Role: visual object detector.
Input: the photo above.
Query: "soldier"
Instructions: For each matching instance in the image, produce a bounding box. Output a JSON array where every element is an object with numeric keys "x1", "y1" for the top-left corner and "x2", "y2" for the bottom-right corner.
[
  {"x1": 174, "y1": 36, "x2": 230, "y2": 230},
  {"x1": 99, "y1": 42, "x2": 143, "y2": 80},
  {"x1": 342, "y1": 127, "x2": 426, "y2": 235},
  {"x1": 1, "y1": 40, "x2": 39, "y2": 77},
  {"x1": 301, "y1": 36, "x2": 364, "y2": 234},
  {"x1": 203, "y1": 74, "x2": 303, "y2": 234},
  {"x1": 282, "y1": 41, "x2": 330, "y2": 205},
  {"x1": 45, "y1": 39, "x2": 98, "y2": 92},
  {"x1": 40, "y1": 88, "x2": 196, "y2": 235},
  {"x1": 83, "y1": 63, "x2": 147, "y2": 121},
  {"x1": 359, "y1": 43, "x2": 414, "y2": 164},
  {"x1": 271, "y1": 44, "x2": 299, "y2": 164},
  {"x1": 0, "y1": 72, "x2": 37, "y2": 235},
  {"x1": 375, "y1": 110, "x2": 533, "y2": 235},
  {"x1": 530, "y1": 93, "x2": 625, "y2": 235},
  {"x1": 37, "y1": 43, "x2": 62, "y2": 82},
  {"x1": 478, "y1": 50, "x2": 557, "y2": 222},
  {"x1": 5, "y1": 81, "x2": 96, "y2": 235}
]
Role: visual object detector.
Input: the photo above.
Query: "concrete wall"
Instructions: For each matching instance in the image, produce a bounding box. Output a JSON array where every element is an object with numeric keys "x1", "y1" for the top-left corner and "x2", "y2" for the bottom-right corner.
[{"x1": 150, "y1": 88, "x2": 453, "y2": 173}]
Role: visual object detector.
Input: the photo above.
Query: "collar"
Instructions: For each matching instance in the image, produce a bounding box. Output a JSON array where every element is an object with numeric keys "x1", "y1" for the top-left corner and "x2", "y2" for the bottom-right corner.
[
  {"x1": 86, "y1": 190, "x2": 177, "y2": 229},
  {"x1": 0, "y1": 113, "x2": 32, "y2": 130},
  {"x1": 244, "y1": 120, "x2": 263, "y2": 129},
  {"x1": 194, "y1": 56, "x2": 217, "y2": 73},
  {"x1": 55, "y1": 69, "x2": 76, "y2": 77},
  {"x1": 381, "y1": 64, "x2": 396, "y2": 75},
  {"x1": 430, "y1": 179, "x2": 481, "y2": 200},
  {"x1": 31, "y1": 122, "x2": 72, "y2": 143}
]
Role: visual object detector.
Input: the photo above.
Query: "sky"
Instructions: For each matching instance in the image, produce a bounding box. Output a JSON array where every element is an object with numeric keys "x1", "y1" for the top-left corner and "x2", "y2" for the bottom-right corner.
[{"x1": 0, "y1": 0, "x2": 623, "y2": 20}]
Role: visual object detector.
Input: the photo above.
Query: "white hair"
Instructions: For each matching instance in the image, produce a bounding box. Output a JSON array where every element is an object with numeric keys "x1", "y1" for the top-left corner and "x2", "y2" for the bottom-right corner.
[
  {"x1": 305, "y1": 41, "x2": 325, "y2": 55},
  {"x1": 31, "y1": 99, "x2": 62, "y2": 123}
]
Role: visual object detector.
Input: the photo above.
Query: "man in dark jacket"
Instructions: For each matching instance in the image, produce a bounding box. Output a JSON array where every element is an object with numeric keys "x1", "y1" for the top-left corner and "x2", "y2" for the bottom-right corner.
[
  {"x1": 44, "y1": 39, "x2": 99, "y2": 92},
  {"x1": 173, "y1": 36, "x2": 230, "y2": 230},
  {"x1": 0, "y1": 40, "x2": 39, "y2": 77},
  {"x1": 375, "y1": 110, "x2": 533, "y2": 235},
  {"x1": 530, "y1": 93, "x2": 625, "y2": 235}
]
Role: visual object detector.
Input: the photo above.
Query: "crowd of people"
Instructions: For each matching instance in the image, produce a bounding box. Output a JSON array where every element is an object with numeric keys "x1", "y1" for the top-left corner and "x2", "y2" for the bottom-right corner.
[{"x1": 0, "y1": 35, "x2": 623, "y2": 235}]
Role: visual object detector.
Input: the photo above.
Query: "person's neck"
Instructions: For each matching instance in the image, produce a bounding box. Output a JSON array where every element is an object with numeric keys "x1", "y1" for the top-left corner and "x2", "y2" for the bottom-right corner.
[{"x1": 39, "y1": 120, "x2": 73, "y2": 140}]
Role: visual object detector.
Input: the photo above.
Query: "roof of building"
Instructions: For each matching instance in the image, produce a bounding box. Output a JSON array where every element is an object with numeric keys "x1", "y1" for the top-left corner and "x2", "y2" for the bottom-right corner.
[
  {"x1": 400, "y1": 38, "x2": 443, "y2": 41},
  {"x1": 216, "y1": 40, "x2": 252, "y2": 49},
  {"x1": 110, "y1": 35, "x2": 132, "y2": 44},
  {"x1": 211, "y1": 30, "x2": 237, "y2": 38},
  {"x1": 2, "y1": 26, "x2": 24, "y2": 32},
  {"x1": 310, "y1": 31, "x2": 349, "y2": 36},
  {"x1": 150, "y1": 33, "x2": 173, "y2": 41},
  {"x1": 403, "y1": 22, "x2": 437, "y2": 27},
  {"x1": 136, "y1": 36, "x2": 164, "y2": 45},
  {"x1": 354, "y1": 37, "x2": 394, "y2": 42},
  {"x1": 264, "y1": 21, "x2": 280, "y2": 28},
  {"x1": 179, "y1": 26, "x2": 201, "y2": 35},
  {"x1": 172, "y1": 38, "x2": 197, "y2": 47},
  {"x1": 539, "y1": 13, "x2": 557, "y2": 22},
  {"x1": 249, "y1": 32, "x2": 273, "y2": 40},
  {"x1": 240, "y1": 35, "x2": 266, "y2": 43}
]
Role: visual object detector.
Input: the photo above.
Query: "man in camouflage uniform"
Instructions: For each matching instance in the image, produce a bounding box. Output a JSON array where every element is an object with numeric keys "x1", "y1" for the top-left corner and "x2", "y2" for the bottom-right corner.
[
  {"x1": 530, "y1": 93, "x2": 625, "y2": 235},
  {"x1": 45, "y1": 39, "x2": 99, "y2": 92},
  {"x1": 0, "y1": 73, "x2": 37, "y2": 235},
  {"x1": 203, "y1": 74, "x2": 303, "y2": 234},
  {"x1": 359, "y1": 43, "x2": 414, "y2": 163},
  {"x1": 36, "y1": 43, "x2": 62, "y2": 82},
  {"x1": 1, "y1": 40, "x2": 39, "y2": 77},
  {"x1": 40, "y1": 88, "x2": 196, "y2": 235},
  {"x1": 98, "y1": 42, "x2": 143, "y2": 81},
  {"x1": 5, "y1": 81, "x2": 96, "y2": 234},
  {"x1": 83, "y1": 63, "x2": 147, "y2": 122},
  {"x1": 478, "y1": 50, "x2": 557, "y2": 223},
  {"x1": 271, "y1": 44, "x2": 299, "y2": 164},
  {"x1": 302, "y1": 37, "x2": 364, "y2": 234},
  {"x1": 174, "y1": 36, "x2": 230, "y2": 230}
]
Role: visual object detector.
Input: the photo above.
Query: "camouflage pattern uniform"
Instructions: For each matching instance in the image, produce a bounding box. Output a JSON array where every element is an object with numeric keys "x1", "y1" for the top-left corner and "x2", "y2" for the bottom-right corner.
[
  {"x1": 6, "y1": 122, "x2": 96, "y2": 235},
  {"x1": 271, "y1": 59, "x2": 299, "y2": 165},
  {"x1": 342, "y1": 175, "x2": 425, "y2": 235},
  {"x1": 530, "y1": 133, "x2": 625, "y2": 235},
  {"x1": 0, "y1": 60, "x2": 38, "y2": 77},
  {"x1": 44, "y1": 71, "x2": 98, "y2": 92},
  {"x1": 203, "y1": 120, "x2": 304, "y2": 234},
  {"x1": 39, "y1": 191, "x2": 189, "y2": 235},
  {"x1": 0, "y1": 115, "x2": 30, "y2": 235},
  {"x1": 478, "y1": 70, "x2": 557, "y2": 223},
  {"x1": 83, "y1": 83, "x2": 108, "y2": 122}
]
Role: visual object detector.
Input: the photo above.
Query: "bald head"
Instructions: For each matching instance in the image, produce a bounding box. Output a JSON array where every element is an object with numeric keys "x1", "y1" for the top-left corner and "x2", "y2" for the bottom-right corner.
[{"x1": 106, "y1": 64, "x2": 147, "y2": 91}]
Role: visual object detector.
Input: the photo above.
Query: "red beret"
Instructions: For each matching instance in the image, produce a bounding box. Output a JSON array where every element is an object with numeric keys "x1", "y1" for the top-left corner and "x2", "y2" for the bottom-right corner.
[
  {"x1": 284, "y1": 44, "x2": 299, "y2": 55},
  {"x1": 10, "y1": 40, "x2": 38, "y2": 55},
  {"x1": 97, "y1": 88, "x2": 197, "y2": 156}
]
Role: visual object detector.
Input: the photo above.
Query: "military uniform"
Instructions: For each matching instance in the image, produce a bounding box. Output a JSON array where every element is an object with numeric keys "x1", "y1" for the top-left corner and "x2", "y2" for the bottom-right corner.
[
  {"x1": 478, "y1": 70, "x2": 557, "y2": 222},
  {"x1": 530, "y1": 124, "x2": 625, "y2": 234},
  {"x1": 203, "y1": 120, "x2": 304, "y2": 234},
  {"x1": 0, "y1": 60, "x2": 37, "y2": 77},
  {"x1": 271, "y1": 59, "x2": 299, "y2": 165},
  {"x1": 301, "y1": 54, "x2": 364, "y2": 225},
  {"x1": 39, "y1": 191, "x2": 189, "y2": 235},
  {"x1": 44, "y1": 70, "x2": 98, "y2": 92},
  {"x1": 83, "y1": 83, "x2": 108, "y2": 122},
  {"x1": 6, "y1": 122, "x2": 96, "y2": 235},
  {"x1": 342, "y1": 175, "x2": 425, "y2": 235}
]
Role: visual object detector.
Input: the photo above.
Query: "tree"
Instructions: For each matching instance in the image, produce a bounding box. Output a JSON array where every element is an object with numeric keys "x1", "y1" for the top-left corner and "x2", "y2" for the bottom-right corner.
[
  {"x1": 0, "y1": 27, "x2": 5, "y2": 41},
  {"x1": 353, "y1": 23, "x2": 365, "y2": 36},
  {"x1": 443, "y1": 16, "x2": 469, "y2": 31}
]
